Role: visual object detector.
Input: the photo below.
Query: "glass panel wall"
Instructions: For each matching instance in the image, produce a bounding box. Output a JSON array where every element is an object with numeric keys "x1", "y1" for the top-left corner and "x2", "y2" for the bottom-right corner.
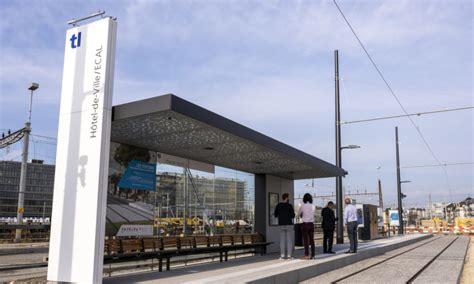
[
  {"x1": 106, "y1": 142, "x2": 157, "y2": 237},
  {"x1": 107, "y1": 142, "x2": 255, "y2": 237}
]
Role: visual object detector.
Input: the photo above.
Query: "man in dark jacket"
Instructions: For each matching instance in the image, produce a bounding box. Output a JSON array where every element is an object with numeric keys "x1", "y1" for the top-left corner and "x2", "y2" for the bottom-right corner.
[
  {"x1": 321, "y1": 201, "x2": 337, "y2": 254},
  {"x1": 274, "y1": 193, "x2": 295, "y2": 259}
]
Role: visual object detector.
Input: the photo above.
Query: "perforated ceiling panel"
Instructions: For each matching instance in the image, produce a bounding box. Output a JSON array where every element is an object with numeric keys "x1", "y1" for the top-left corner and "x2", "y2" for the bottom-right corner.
[{"x1": 111, "y1": 95, "x2": 345, "y2": 180}]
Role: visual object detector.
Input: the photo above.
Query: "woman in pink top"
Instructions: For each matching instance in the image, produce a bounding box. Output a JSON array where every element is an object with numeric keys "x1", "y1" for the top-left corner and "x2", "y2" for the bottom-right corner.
[{"x1": 298, "y1": 193, "x2": 315, "y2": 259}]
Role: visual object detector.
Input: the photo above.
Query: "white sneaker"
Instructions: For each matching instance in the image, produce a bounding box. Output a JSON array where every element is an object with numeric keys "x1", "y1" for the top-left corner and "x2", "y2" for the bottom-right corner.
[
  {"x1": 287, "y1": 256, "x2": 294, "y2": 260},
  {"x1": 279, "y1": 256, "x2": 286, "y2": 260}
]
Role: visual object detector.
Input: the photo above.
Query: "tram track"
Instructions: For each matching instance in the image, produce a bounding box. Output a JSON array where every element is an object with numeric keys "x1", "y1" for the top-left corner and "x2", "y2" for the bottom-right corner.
[
  {"x1": 0, "y1": 262, "x2": 47, "y2": 272},
  {"x1": 331, "y1": 236, "x2": 460, "y2": 284},
  {"x1": 406, "y1": 236, "x2": 459, "y2": 283}
]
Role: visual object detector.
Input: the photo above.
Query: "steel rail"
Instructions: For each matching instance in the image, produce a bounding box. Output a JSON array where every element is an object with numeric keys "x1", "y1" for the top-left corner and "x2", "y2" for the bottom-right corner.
[
  {"x1": 331, "y1": 236, "x2": 441, "y2": 283},
  {"x1": 406, "y1": 236, "x2": 459, "y2": 283}
]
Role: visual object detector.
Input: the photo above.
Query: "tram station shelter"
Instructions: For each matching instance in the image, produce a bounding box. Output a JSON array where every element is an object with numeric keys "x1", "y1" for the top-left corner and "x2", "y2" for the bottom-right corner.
[{"x1": 110, "y1": 94, "x2": 346, "y2": 252}]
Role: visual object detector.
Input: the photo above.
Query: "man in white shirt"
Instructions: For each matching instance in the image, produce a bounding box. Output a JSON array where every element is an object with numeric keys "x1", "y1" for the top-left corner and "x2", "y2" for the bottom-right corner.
[{"x1": 343, "y1": 197, "x2": 358, "y2": 253}]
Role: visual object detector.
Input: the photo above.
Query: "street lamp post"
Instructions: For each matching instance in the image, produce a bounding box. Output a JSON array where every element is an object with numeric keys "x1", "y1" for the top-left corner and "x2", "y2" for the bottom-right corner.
[
  {"x1": 335, "y1": 50, "x2": 343, "y2": 244},
  {"x1": 335, "y1": 49, "x2": 362, "y2": 244},
  {"x1": 15, "y1": 82, "x2": 39, "y2": 243}
]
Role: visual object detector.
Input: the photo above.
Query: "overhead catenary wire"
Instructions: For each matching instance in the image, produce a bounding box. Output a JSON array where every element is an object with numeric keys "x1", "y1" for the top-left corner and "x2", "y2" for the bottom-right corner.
[
  {"x1": 31, "y1": 134, "x2": 57, "y2": 141},
  {"x1": 1, "y1": 135, "x2": 56, "y2": 162},
  {"x1": 342, "y1": 106, "x2": 474, "y2": 125},
  {"x1": 30, "y1": 134, "x2": 37, "y2": 160},
  {"x1": 402, "y1": 162, "x2": 474, "y2": 169},
  {"x1": 32, "y1": 140, "x2": 57, "y2": 146},
  {"x1": 333, "y1": 0, "x2": 455, "y2": 202},
  {"x1": 8, "y1": 154, "x2": 23, "y2": 161}
]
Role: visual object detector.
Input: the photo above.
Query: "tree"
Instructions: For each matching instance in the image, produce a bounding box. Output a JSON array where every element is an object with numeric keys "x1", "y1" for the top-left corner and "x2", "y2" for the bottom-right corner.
[
  {"x1": 112, "y1": 143, "x2": 153, "y2": 197},
  {"x1": 113, "y1": 143, "x2": 151, "y2": 167}
]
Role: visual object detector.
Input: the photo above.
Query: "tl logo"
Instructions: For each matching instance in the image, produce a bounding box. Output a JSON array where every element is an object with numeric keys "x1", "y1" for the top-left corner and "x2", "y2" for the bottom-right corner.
[{"x1": 70, "y1": 32, "x2": 82, "y2": 49}]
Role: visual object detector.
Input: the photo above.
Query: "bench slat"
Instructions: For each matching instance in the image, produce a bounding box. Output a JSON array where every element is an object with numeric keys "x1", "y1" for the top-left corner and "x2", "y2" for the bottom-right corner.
[
  {"x1": 194, "y1": 236, "x2": 209, "y2": 247},
  {"x1": 120, "y1": 239, "x2": 144, "y2": 253},
  {"x1": 103, "y1": 233, "x2": 270, "y2": 272}
]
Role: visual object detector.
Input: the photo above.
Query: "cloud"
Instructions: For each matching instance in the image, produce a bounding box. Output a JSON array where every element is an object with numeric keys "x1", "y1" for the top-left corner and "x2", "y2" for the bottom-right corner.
[
  {"x1": 345, "y1": 0, "x2": 462, "y2": 47},
  {"x1": 118, "y1": 0, "x2": 461, "y2": 54},
  {"x1": 0, "y1": 0, "x2": 472, "y2": 206},
  {"x1": 0, "y1": 48, "x2": 63, "y2": 106}
]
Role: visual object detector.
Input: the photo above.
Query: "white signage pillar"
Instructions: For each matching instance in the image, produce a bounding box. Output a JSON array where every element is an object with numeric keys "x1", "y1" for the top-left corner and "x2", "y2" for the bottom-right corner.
[{"x1": 47, "y1": 17, "x2": 117, "y2": 283}]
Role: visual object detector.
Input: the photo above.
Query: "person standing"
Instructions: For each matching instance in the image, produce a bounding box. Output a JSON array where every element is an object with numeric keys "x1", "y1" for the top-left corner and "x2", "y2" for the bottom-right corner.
[
  {"x1": 204, "y1": 223, "x2": 211, "y2": 236},
  {"x1": 298, "y1": 193, "x2": 315, "y2": 260},
  {"x1": 274, "y1": 193, "x2": 295, "y2": 259},
  {"x1": 321, "y1": 201, "x2": 337, "y2": 254},
  {"x1": 344, "y1": 197, "x2": 358, "y2": 253}
]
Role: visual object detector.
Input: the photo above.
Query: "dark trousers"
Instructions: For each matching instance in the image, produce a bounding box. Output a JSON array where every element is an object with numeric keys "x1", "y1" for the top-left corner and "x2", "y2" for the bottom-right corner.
[
  {"x1": 347, "y1": 221, "x2": 358, "y2": 252},
  {"x1": 323, "y1": 229, "x2": 334, "y2": 252},
  {"x1": 301, "y1": 222, "x2": 315, "y2": 257}
]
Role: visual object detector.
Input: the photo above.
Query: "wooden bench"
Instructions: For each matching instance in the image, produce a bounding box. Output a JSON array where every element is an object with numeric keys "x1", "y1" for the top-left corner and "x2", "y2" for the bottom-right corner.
[{"x1": 104, "y1": 233, "x2": 271, "y2": 272}]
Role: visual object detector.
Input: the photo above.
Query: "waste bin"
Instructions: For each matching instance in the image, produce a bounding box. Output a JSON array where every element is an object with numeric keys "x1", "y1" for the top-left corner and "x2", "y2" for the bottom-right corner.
[{"x1": 294, "y1": 223, "x2": 303, "y2": 246}]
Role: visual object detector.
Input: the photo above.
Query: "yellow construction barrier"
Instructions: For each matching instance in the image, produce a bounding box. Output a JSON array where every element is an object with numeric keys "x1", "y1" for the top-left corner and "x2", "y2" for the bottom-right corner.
[{"x1": 455, "y1": 217, "x2": 474, "y2": 235}]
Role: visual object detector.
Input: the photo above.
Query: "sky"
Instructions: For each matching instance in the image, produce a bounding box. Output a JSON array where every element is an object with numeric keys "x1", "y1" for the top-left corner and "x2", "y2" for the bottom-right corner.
[{"x1": 0, "y1": 0, "x2": 472, "y2": 208}]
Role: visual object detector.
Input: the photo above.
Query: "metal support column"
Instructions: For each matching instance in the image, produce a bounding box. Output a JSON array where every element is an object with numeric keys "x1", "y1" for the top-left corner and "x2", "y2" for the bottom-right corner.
[
  {"x1": 183, "y1": 168, "x2": 188, "y2": 235},
  {"x1": 335, "y1": 50, "x2": 344, "y2": 244},
  {"x1": 15, "y1": 122, "x2": 30, "y2": 242},
  {"x1": 15, "y1": 85, "x2": 37, "y2": 242},
  {"x1": 378, "y1": 179, "x2": 383, "y2": 209},
  {"x1": 395, "y1": 126, "x2": 404, "y2": 235}
]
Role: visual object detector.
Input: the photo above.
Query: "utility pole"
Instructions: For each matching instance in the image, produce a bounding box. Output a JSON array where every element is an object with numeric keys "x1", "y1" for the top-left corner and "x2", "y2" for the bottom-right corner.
[
  {"x1": 395, "y1": 126, "x2": 404, "y2": 235},
  {"x1": 378, "y1": 179, "x2": 383, "y2": 209},
  {"x1": 428, "y1": 194, "x2": 432, "y2": 219},
  {"x1": 42, "y1": 201, "x2": 46, "y2": 219},
  {"x1": 183, "y1": 168, "x2": 188, "y2": 235},
  {"x1": 334, "y1": 50, "x2": 344, "y2": 244},
  {"x1": 166, "y1": 192, "x2": 170, "y2": 218},
  {"x1": 153, "y1": 190, "x2": 158, "y2": 236},
  {"x1": 15, "y1": 83, "x2": 39, "y2": 243}
]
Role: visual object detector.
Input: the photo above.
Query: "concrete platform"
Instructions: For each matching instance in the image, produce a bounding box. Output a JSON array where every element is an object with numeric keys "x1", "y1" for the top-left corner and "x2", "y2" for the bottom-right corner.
[{"x1": 103, "y1": 234, "x2": 431, "y2": 284}]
